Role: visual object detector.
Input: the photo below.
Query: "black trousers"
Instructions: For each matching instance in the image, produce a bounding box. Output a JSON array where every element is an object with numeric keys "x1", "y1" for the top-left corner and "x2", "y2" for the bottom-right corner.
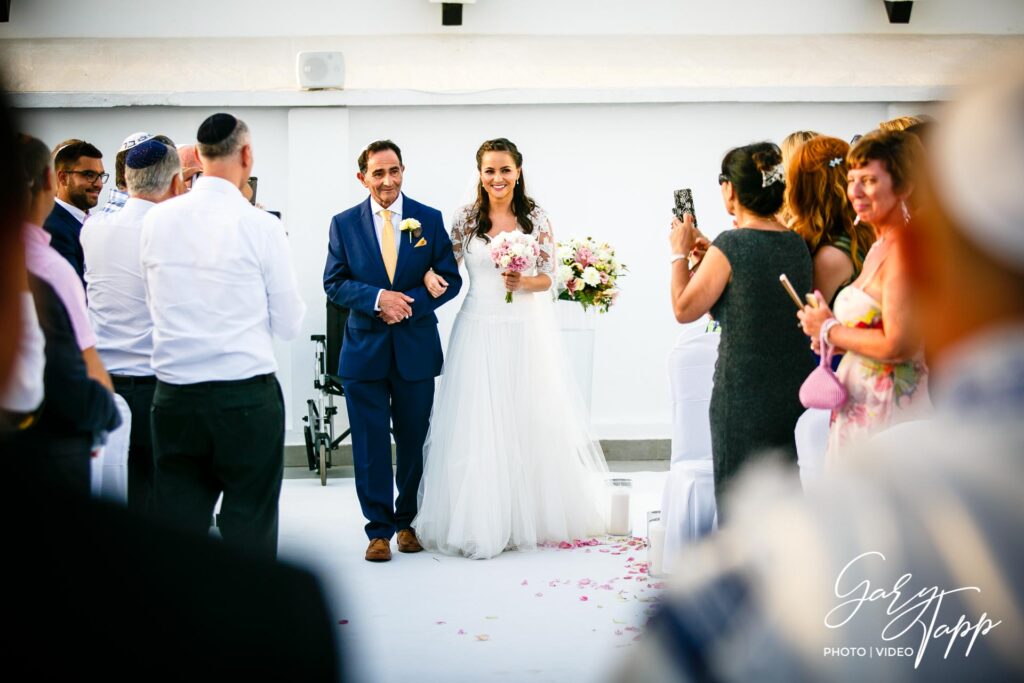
[
  {"x1": 152, "y1": 374, "x2": 285, "y2": 559},
  {"x1": 111, "y1": 374, "x2": 157, "y2": 516}
]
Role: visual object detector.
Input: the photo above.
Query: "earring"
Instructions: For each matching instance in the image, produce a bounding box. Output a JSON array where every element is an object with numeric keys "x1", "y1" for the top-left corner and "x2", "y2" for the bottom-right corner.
[{"x1": 900, "y1": 200, "x2": 911, "y2": 225}]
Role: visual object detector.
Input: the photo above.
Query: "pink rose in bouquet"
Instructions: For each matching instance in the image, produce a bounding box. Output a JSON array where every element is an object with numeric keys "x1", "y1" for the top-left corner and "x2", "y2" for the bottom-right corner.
[{"x1": 489, "y1": 231, "x2": 540, "y2": 303}]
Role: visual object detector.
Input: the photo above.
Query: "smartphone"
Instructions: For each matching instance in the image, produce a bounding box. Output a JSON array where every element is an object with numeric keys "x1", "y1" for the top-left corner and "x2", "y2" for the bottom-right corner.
[
  {"x1": 246, "y1": 176, "x2": 258, "y2": 206},
  {"x1": 779, "y1": 274, "x2": 805, "y2": 310},
  {"x1": 673, "y1": 188, "x2": 697, "y2": 228}
]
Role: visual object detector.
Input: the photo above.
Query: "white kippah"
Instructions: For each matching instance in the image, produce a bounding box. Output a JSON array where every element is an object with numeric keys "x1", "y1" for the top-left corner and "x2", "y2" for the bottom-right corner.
[
  {"x1": 931, "y1": 67, "x2": 1024, "y2": 273},
  {"x1": 119, "y1": 131, "x2": 154, "y2": 153}
]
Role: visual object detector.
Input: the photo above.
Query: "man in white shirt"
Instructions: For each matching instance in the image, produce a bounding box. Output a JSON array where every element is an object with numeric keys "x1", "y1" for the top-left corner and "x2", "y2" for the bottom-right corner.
[
  {"x1": 142, "y1": 113, "x2": 305, "y2": 558},
  {"x1": 83, "y1": 138, "x2": 184, "y2": 515}
]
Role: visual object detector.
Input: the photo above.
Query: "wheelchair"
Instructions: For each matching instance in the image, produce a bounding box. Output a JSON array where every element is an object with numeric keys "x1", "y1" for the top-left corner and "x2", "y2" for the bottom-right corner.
[{"x1": 303, "y1": 301, "x2": 350, "y2": 486}]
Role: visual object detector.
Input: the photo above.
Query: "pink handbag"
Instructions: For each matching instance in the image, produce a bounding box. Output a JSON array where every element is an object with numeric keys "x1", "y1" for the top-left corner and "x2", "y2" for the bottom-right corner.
[{"x1": 799, "y1": 327, "x2": 848, "y2": 410}]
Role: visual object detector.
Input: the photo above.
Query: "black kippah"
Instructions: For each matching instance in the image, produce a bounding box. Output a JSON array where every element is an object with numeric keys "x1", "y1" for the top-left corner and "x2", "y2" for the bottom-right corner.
[
  {"x1": 126, "y1": 139, "x2": 169, "y2": 169},
  {"x1": 197, "y1": 113, "x2": 238, "y2": 145}
]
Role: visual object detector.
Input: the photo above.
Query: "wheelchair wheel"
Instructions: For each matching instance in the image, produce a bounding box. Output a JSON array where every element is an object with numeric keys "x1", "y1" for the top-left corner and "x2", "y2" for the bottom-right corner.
[{"x1": 319, "y1": 441, "x2": 328, "y2": 486}]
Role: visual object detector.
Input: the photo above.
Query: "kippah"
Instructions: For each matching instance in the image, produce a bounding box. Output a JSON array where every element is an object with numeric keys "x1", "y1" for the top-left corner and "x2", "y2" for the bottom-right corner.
[
  {"x1": 197, "y1": 113, "x2": 238, "y2": 145},
  {"x1": 119, "y1": 131, "x2": 153, "y2": 153},
  {"x1": 126, "y1": 139, "x2": 169, "y2": 169}
]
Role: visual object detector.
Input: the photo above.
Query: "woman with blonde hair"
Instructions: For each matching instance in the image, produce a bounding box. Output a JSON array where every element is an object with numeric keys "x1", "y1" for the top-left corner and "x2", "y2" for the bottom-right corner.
[
  {"x1": 786, "y1": 135, "x2": 876, "y2": 306},
  {"x1": 777, "y1": 130, "x2": 819, "y2": 226}
]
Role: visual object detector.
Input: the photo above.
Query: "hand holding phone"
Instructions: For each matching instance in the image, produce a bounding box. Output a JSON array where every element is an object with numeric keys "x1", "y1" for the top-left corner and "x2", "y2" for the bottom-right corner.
[{"x1": 673, "y1": 189, "x2": 697, "y2": 228}]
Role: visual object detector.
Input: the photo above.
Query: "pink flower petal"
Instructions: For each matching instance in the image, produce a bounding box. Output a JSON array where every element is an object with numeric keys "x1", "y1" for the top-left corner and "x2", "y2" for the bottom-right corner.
[
  {"x1": 457, "y1": 629, "x2": 466, "y2": 635},
  {"x1": 579, "y1": 596, "x2": 589, "y2": 602},
  {"x1": 338, "y1": 619, "x2": 349, "y2": 625}
]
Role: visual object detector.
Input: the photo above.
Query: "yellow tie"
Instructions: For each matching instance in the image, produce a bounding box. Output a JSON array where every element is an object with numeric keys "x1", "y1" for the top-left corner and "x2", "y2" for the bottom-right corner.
[{"x1": 380, "y1": 209, "x2": 397, "y2": 283}]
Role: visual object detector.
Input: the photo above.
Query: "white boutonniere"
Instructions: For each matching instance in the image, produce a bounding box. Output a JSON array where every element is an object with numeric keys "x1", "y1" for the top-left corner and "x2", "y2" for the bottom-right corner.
[{"x1": 399, "y1": 218, "x2": 422, "y2": 243}]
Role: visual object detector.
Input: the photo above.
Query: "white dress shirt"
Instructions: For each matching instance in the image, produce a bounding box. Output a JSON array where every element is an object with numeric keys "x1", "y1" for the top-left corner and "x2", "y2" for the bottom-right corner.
[
  {"x1": 141, "y1": 176, "x2": 306, "y2": 384},
  {"x1": 55, "y1": 197, "x2": 88, "y2": 224},
  {"x1": 81, "y1": 197, "x2": 156, "y2": 376},
  {"x1": 370, "y1": 193, "x2": 403, "y2": 309}
]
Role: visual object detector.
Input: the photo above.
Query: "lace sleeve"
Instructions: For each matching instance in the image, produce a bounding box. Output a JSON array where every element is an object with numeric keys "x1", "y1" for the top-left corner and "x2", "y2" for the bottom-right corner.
[
  {"x1": 449, "y1": 205, "x2": 473, "y2": 265},
  {"x1": 534, "y1": 207, "x2": 555, "y2": 275}
]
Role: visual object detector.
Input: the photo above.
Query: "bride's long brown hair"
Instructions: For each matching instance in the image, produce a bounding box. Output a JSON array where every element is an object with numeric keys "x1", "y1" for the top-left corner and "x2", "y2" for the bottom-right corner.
[{"x1": 469, "y1": 138, "x2": 536, "y2": 246}]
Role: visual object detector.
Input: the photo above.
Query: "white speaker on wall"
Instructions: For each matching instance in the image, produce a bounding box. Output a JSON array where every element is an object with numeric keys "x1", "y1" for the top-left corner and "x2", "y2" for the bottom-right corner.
[{"x1": 296, "y1": 51, "x2": 345, "y2": 90}]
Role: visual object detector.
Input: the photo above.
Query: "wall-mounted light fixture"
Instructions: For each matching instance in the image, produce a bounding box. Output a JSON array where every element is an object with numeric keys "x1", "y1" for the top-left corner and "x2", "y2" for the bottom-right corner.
[
  {"x1": 429, "y1": 0, "x2": 476, "y2": 27},
  {"x1": 883, "y1": 1, "x2": 914, "y2": 24}
]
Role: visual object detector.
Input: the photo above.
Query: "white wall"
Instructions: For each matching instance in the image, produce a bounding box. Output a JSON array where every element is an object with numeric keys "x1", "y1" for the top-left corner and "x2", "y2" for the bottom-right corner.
[
  {"x1": 16, "y1": 99, "x2": 900, "y2": 443},
  {"x1": 3, "y1": 0, "x2": 1023, "y2": 37},
  {"x1": 8, "y1": 0, "x2": 1015, "y2": 444}
]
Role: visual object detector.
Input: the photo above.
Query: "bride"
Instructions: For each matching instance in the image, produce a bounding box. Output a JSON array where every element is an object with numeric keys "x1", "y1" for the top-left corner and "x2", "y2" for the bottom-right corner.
[{"x1": 412, "y1": 138, "x2": 609, "y2": 559}]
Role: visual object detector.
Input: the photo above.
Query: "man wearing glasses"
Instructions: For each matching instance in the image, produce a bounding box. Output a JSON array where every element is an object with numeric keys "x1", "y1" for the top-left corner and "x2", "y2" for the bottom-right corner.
[{"x1": 46, "y1": 139, "x2": 107, "y2": 281}]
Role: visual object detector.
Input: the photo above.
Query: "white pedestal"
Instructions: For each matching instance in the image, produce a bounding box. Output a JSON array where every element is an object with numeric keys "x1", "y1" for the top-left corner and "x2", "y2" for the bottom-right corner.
[{"x1": 556, "y1": 300, "x2": 596, "y2": 417}]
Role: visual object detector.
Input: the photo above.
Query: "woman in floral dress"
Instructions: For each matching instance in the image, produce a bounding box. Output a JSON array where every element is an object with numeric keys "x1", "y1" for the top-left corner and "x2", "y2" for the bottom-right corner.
[{"x1": 799, "y1": 130, "x2": 931, "y2": 463}]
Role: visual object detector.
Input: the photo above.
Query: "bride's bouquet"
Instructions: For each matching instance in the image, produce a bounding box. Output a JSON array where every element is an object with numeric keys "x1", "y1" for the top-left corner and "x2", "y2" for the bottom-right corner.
[
  {"x1": 555, "y1": 237, "x2": 626, "y2": 313},
  {"x1": 489, "y1": 232, "x2": 540, "y2": 303}
]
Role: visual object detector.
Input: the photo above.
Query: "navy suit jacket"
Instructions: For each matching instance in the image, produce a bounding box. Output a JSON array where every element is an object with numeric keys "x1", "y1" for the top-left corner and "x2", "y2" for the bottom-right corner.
[
  {"x1": 43, "y1": 203, "x2": 86, "y2": 282},
  {"x1": 323, "y1": 195, "x2": 462, "y2": 381}
]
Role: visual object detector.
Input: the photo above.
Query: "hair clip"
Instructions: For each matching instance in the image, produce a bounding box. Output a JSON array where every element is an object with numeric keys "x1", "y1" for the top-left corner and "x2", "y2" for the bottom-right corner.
[
  {"x1": 828, "y1": 157, "x2": 843, "y2": 168},
  {"x1": 761, "y1": 165, "x2": 785, "y2": 188}
]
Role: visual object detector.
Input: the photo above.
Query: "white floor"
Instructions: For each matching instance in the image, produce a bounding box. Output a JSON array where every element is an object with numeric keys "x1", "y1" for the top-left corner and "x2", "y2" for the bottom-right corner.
[{"x1": 277, "y1": 470, "x2": 669, "y2": 683}]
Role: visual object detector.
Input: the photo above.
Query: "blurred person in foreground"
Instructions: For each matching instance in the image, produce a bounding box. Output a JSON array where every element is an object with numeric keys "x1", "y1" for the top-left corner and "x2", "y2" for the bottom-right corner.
[
  {"x1": 798, "y1": 130, "x2": 931, "y2": 463},
  {"x1": 618, "y1": 63, "x2": 1024, "y2": 683}
]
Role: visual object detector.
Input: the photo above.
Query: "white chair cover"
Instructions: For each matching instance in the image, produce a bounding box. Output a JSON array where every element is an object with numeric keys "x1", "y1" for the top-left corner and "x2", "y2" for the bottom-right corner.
[
  {"x1": 659, "y1": 319, "x2": 720, "y2": 572},
  {"x1": 667, "y1": 322, "x2": 719, "y2": 465},
  {"x1": 795, "y1": 408, "x2": 830, "y2": 488},
  {"x1": 90, "y1": 393, "x2": 131, "y2": 504}
]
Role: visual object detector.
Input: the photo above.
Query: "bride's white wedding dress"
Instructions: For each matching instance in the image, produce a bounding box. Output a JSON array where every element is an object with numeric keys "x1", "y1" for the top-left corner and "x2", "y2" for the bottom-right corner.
[{"x1": 412, "y1": 204, "x2": 609, "y2": 559}]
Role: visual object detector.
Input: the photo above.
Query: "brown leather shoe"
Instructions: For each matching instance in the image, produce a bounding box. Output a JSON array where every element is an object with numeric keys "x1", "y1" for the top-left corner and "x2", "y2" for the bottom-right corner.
[
  {"x1": 396, "y1": 528, "x2": 423, "y2": 553},
  {"x1": 365, "y1": 538, "x2": 392, "y2": 562}
]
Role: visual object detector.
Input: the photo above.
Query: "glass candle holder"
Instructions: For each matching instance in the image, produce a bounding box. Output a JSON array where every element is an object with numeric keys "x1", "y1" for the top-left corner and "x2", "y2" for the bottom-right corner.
[
  {"x1": 647, "y1": 510, "x2": 666, "y2": 578},
  {"x1": 606, "y1": 478, "x2": 632, "y2": 536}
]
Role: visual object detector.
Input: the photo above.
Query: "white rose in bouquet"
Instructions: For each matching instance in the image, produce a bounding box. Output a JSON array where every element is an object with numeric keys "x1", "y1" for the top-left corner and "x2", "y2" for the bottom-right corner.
[{"x1": 581, "y1": 266, "x2": 602, "y2": 287}]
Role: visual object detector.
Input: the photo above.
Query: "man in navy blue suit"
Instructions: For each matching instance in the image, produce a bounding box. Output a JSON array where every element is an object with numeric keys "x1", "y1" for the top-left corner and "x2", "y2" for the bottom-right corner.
[
  {"x1": 324, "y1": 140, "x2": 462, "y2": 562},
  {"x1": 45, "y1": 139, "x2": 106, "y2": 281}
]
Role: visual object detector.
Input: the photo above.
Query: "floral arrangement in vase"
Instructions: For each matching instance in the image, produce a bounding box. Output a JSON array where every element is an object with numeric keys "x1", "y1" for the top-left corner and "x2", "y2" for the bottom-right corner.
[{"x1": 555, "y1": 237, "x2": 626, "y2": 313}]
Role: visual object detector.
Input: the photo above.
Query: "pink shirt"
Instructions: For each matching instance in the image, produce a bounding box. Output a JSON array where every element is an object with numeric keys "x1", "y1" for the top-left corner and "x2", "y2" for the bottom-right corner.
[{"x1": 23, "y1": 222, "x2": 97, "y2": 351}]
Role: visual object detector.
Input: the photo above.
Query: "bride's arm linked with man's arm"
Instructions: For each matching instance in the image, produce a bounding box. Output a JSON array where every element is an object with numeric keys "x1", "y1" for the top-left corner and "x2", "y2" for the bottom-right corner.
[{"x1": 325, "y1": 203, "x2": 461, "y2": 321}]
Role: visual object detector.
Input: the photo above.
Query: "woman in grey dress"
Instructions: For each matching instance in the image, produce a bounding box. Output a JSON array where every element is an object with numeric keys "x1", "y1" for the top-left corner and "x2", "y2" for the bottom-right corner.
[{"x1": 669, "y1": 142, "x2": 814, "y2": 518}]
